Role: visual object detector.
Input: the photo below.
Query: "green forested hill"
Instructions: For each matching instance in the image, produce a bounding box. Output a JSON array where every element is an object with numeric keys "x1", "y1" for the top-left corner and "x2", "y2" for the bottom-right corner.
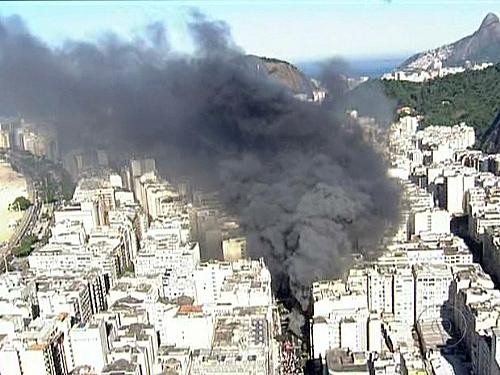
[{"x1": 354, "y1": 64, "x2": 500, "y2": 137}]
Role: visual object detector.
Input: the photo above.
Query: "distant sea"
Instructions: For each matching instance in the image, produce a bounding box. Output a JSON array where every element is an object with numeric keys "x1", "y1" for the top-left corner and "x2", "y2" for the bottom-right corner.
[{"x1": 297, "y1": 57, "x2": 405, "y2": 79}]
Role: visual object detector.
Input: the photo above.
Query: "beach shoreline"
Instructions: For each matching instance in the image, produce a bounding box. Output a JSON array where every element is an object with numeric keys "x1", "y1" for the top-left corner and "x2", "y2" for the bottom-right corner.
[{"x1": 0, "y1": 161, "x2": 28, "y2": 243}]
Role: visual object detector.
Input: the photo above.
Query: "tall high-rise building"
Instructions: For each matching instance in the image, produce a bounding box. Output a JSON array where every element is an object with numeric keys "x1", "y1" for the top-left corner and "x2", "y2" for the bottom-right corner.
[
  {"x1": 445, "y1": 173, "x2": 474, "y2": 215},
  {"x1": 393, "y1": 266, "x2": 415, "y2": 325},
  {"x1": 414, "y1": 264, "x2": 452, "y2": 322}
]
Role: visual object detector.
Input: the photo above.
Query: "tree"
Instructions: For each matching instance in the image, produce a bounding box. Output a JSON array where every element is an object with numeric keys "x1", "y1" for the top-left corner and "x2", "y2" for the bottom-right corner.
[
  {"x1": 12, "y1": 235, "x2": 38, "y2": 257},
  {"x1": 9, "y1": 196, "x2": 32, "y2": 211},
  {"x1": 352, "y1": 63, "x2": 500, "y2": 139}
]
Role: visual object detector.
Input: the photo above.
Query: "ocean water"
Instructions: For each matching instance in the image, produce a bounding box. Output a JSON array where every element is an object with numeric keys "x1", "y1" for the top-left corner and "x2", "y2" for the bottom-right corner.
[{"x1": 297, "y1": 57, "x2": 404, "y2": 79}]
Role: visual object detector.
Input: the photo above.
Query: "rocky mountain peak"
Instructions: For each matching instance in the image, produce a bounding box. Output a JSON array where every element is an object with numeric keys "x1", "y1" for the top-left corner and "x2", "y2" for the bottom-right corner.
[
  {"x1": 400, "y1": 12, "x2": 500, "y2": 69},
  {"x1": 479, "y1": 12, "x2": 499, "y2": 29}
]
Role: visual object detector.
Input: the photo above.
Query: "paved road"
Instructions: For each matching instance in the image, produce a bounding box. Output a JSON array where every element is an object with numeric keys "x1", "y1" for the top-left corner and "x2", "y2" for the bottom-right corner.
[
  {"x1": 0, "y1": 155, "x2": 42, "y2": 273},
  {"x1": 0, "y1": 150, "x2": 71, "y2": 272}
]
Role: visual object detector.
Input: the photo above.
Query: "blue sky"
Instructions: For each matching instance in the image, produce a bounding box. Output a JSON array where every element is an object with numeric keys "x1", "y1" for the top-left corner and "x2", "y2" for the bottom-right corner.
[{"x1": 0, "y1": 1, "x2": 498, "y2": 62}]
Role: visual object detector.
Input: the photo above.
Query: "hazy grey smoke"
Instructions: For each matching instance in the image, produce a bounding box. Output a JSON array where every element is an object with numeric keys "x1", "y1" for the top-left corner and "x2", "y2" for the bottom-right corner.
[
  {"x1": 285, "y1": 308, "x2": 306, "y2": 337},
  {"x1": 311, "y1": 57, "x2": 397, "y2": 124},
  {"x1": 0, "y1": 13, "x2": 399, "y2": 308}
]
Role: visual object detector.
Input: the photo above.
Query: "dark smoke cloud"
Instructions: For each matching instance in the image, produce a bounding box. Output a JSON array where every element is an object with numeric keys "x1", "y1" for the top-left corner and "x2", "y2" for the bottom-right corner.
[
  {"x1": 0, "y1": 13, "x2": 399, "y2": 308},
  {"x1": 309, "y1": 57, "x2": 397, "y2": 124}
]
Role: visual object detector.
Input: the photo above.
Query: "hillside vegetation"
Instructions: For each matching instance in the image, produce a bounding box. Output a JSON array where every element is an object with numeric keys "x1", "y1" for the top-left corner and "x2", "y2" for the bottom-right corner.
[{"x1": 355, "y1": 64, "x2": 500, "y2": 137}]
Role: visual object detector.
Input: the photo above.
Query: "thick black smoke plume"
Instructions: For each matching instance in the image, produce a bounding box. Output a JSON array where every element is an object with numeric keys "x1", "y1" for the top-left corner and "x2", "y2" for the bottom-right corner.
[{"x1": 0, "y1": 13, "x2": 399, "y2": 308}]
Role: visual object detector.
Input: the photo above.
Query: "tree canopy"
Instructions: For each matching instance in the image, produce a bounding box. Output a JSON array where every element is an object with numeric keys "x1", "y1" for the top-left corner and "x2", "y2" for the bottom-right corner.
[
  {"x1": 9, "y1": 196, "x2": 31, "y2": 211},
  {"x1": 353, "y1": 64, "x2": 500, "y2": 137},
  {"x1": 12, "y1": 235, "x2": 38, "y2": 257}
]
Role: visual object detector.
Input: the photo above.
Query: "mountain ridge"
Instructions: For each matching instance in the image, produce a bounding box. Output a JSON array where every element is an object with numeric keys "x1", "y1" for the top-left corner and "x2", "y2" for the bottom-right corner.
[
  {"x1": 401, "y1": 12, "x2": 500, "y2": 70},
  {"x1": 239, "y1": 55, "x2": 319, "y2": 98}
]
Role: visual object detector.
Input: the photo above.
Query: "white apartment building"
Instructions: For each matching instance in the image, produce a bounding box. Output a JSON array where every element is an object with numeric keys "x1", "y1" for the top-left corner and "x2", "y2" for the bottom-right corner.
[
  {"x1": 54, "y1": 201, "x2": 101, "y2": 234},
  {"x1": 469, "y1": 202, "x2": 500, "y2": 241},
  {"x1": 156, "y1": 346, "x2": 190, "y2": 375},
  {"x1": 483, "y1": 227, "x2": 500, "y2": 284},
  {"x1": 0, "y1": 314, "x2": 73, "y2": 375},
  {"x1": 190, "y1": 306, "x2": 276, "y2": 375},
  {"x1": 0, "y1": 272, "x2": 36, "y2": 320},
  {"x1": 445, "y1": 172, "x2": 475, "y2": 214},
  {"x1": 135, "y1": 234, "x2": 200, "y2": 300},
  {"x1": 193, "y1": 258, "x2": 272, "y2": 308},
  {"x1": 367, "y1": 266, "x2": 393, "y2": 314},
  {"x1": 107, "y1": 277, "x2": 161, "y2": 307},
  {"x1": 409, "y1": 208, "x2": 450, "y2": 236},
  {"x1": 90, "y1": 225, "x2": 136, "y2": 273},
  {"x1": 72, "y1": 177, "x2": 117, "y2": 216},
  {"x1": 193, "y1": 261, "x2": 233, "y2": 305},
  {"x1": 69, "y1": 318, "x2": 108, "y2": 372},
  {"x1": 312, "y1": 280, "x2": 369, "y2": 357},
  {"x1": 414, "y1": 264, "x2": 453, "y2": 322},
  {"x1": 37, "y1": 279, "x2": 92, "y2": 323},
  {"x1": 29, "y1": 242, "x2": 123, "y2": 287},
  {"x1": 393, "y1": 265, "x2": 415, "y2": 325},
  {"x1": 144, "y1": 181, "x2": 180, "y2": 220},
  {"x1": 418, "y1": 124, "x2": 475, "y2": 152},
  {"x1": 450, "y1": 263, "x2": 500, "y2": 375},
  {"x1": 110, "y1": 323, "x2": 158, "y2": 375},
  {"x1": 50, "y1": 220, "x2": 88, "y2": 246},
  {"x1": 162, "y1": 305, "x2": 214, "y2": 349}
]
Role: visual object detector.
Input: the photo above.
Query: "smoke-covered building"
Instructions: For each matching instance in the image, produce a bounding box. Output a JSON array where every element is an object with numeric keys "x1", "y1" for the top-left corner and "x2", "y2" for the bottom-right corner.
[
  {"x1": 0, "y1": 129, "x2": 11, "y2": 149},
  {"x1": 222, "y1": 236, "x2": 247, "y2": 261},
  {"x1": 127, "y1": 158, "x2": 157, "y2": 202},
  {"x1": 72, "y1": 177, "x2": 118, "y2": 224},
  {"x1": 4, "y1": 120, "x2": 60, "y2": 161}
]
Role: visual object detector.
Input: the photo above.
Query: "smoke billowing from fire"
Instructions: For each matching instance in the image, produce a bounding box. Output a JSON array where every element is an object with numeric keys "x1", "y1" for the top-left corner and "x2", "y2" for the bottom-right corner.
[{"x1": 0, "y1": 13, "x2": 399, "y2": 308}]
